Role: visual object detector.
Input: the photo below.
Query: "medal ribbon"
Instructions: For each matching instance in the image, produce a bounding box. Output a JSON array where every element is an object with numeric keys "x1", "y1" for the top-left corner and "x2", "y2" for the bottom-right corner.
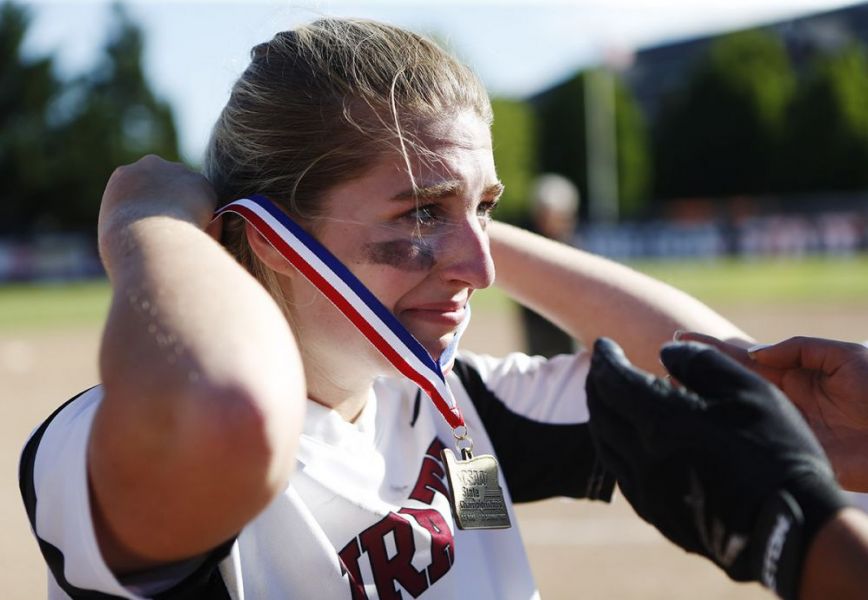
[{"x1": 216, "y1": 195, "x2": 468, "y2": 430}]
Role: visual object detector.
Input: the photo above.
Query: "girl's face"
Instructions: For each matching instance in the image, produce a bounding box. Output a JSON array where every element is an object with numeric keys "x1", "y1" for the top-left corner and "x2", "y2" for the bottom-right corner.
[{"x1": 286, "y1": 110, "x2": 500, "y2": 371}]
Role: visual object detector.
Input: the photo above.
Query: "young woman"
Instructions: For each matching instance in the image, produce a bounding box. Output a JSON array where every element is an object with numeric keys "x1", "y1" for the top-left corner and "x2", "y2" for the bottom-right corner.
[{"x1": 20, "y1": 19, "x2": 749, "y2": 599}]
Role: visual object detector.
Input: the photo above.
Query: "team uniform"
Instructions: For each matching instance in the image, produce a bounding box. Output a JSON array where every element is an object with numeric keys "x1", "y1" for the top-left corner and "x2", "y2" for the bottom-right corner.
[{"x1": 20, "y1": 350, "x2": 613, "y2": 599}]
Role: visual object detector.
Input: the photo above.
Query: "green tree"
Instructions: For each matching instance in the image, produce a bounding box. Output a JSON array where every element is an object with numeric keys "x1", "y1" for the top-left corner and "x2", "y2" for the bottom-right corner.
[
  {"x1": 782, "y1": 43, "x2": 868, "y2": 193},
  {"x1": 52, "y1": 3, "x2": 179, "y2": 231},
  {"x1": 490, "y1": 97, "x2": 537, "y2": 224},
  {"x1": 0, "y1": 2, "x2": 60, "y2": 232},
  {"x1": 536, "y1": 74, "x2": 586, "y2": 209},
  {"x1": 654, "y1": 29, "x2": 796, "y2": 199},
  {"x1": 0, "y1": 1, "x2": 180, "y2": 234},
  {"x1": 535, "y1": 69, "x2": 651, "y2": 221}
]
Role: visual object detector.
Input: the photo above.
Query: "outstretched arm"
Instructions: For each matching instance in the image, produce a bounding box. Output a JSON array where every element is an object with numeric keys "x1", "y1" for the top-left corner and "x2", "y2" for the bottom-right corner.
[
  {"x1": 92, "y1": 156, "x2": 305, "y2": 572},
  {"x1": 587, "y1": 338, "x2": 864, "y2": 599},
  {"x1": 488, "y1": 221, "x2": 750, "y2": 374}
]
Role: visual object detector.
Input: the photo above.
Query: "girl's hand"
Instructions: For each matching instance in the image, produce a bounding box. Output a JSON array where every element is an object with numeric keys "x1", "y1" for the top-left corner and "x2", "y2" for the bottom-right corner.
[{"x1": 98, "y1": 156, "x2": 217, "y2": 248}]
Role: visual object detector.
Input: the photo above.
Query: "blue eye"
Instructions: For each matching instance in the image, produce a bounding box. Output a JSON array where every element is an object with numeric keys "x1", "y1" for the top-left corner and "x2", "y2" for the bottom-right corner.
[
  {"x1": 408, "y1": 204, "x2": 440, "y2": 225},
  {"x1": 477, "y1": 200, "x2": 498, "y2": 220}
]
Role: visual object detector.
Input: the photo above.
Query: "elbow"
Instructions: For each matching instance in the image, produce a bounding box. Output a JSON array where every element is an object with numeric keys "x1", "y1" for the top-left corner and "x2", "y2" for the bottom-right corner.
[
  {"x1": 89, "y1": 373, "x2": 305, "y2": 558},
  {"x1": 98, "y1": 313, "x2": 306, "y2": 510},
  {"x1": 188, "y1": 376, "x2": 306, "y2": 502},
  {"x1": 97, "y1": 372, "x2": 309, "y2": 515}
]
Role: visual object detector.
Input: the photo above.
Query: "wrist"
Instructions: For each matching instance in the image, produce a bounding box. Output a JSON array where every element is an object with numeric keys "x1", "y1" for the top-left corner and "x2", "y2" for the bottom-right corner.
[
  {"x1": 785, "y1": 469, "x2": 850, "y2": 545},
  {"x1": 749, "y1": 471, "x2": 849, "y2": 600},
  {"x1": 799, "y1": 508, "x2": 868, "y2": 600},
  {"x1": 99, "y1": 213, "x2": 214, "y2": 278},
  {"x1": 100, "y1": 199, "x2": 211, "y2": 238}
]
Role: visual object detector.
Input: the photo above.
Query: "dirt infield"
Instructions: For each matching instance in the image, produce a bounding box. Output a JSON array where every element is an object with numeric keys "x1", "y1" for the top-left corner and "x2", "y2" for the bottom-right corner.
[{"x1": 4, "y1": 303, "x2": 867, "y2": 598}]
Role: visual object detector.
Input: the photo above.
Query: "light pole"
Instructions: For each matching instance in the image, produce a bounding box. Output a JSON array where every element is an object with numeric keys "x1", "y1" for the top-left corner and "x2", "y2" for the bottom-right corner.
[{"x1": 584, "y1": 66, "x2": 619, "y2": 223}]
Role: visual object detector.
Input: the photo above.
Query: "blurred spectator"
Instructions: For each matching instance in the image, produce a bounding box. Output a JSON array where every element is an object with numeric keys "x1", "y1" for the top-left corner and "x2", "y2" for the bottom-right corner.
[{"x1": 520, "y1": 173, "x2": 580, "y2": 357}]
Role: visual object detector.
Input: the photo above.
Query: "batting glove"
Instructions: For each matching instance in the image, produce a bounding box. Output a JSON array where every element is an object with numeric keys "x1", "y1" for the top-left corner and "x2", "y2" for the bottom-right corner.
[{"x1": 586, "y1": 338, "x2": 848, "y2": 600}]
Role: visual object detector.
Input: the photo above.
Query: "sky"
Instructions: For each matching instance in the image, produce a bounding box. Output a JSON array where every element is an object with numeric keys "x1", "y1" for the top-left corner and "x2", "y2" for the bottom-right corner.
[{"x1": 19, "y1": 0, "x2": 863, "y2": 162}]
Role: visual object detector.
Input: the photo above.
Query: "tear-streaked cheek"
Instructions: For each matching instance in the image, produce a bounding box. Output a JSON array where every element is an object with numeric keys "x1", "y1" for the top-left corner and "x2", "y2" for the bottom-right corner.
[{"x1": 362, "y1": 238, "x2": 436, "y2": 271}]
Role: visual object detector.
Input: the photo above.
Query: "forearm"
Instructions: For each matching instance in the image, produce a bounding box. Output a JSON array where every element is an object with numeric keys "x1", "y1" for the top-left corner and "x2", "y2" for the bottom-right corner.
[
  {"x1": 94, "y1": 213, "x2": 305, "y2": 565},
  {"x1": 489, "y1": 221, "x2": 750, "y2": 373},
  {"x1": 99, "y1": 215, "x2": 303, "y2": 432},
  {"x1": 799, "y1": 508, "x2": 868, "y2": 599}
]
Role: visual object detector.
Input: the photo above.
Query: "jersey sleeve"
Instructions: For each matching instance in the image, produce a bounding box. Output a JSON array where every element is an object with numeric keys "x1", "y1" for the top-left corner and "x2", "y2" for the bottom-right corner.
[
  {"x1": 19, "y1": 387, "x2": 234, "y2": 600},
  {"x1": 451, "y1": 351, "x2": 614, "y2": 503}
]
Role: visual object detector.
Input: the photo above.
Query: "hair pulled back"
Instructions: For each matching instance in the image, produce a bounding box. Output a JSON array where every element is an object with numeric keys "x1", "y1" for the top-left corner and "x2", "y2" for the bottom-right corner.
[{"x1": 204, "y1": 18, "x2": 491, "y2": 294}]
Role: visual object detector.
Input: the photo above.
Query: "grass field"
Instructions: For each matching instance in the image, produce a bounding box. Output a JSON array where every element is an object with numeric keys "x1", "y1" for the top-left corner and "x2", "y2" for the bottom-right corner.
[
  {"x1": 2, "y1": 256, "x2": 865, "y2": 332},
  {"x1": 632, "y1": 255, "x2": 868, "y2": 304},
  {"x1": 0, "y1": 280, "x2": 111, "y2": 330}
]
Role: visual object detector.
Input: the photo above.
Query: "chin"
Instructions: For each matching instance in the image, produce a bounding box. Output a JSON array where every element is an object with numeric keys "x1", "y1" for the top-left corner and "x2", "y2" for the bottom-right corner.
[
  {"x1": 421, "y1": 334, "x2": 453, "y2": 361},
  {"x1": 402, "y1": 319, "x2": 459, "y2": 361}
]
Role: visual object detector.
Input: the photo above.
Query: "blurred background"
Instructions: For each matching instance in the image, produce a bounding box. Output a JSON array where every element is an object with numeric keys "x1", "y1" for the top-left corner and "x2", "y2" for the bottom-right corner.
[{"x1": 3, "y1": 0, "x2": 868, "y2": 598}]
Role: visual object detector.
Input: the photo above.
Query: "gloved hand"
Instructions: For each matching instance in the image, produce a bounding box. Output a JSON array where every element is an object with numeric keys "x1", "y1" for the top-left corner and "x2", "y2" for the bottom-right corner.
[{"x1": 586, "y1": 338, "x2": 848, "y2": 600}]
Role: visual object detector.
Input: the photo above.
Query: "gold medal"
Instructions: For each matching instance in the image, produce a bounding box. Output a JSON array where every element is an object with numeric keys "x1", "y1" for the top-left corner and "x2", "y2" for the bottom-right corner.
[{"x1": 441, "y1": 448, "x2": 511, "y2": 530}]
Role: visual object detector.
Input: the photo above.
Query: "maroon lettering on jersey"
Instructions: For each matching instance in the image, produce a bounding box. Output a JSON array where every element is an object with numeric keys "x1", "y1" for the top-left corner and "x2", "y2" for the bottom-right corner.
[
  {"x1": 338, "y1": 538, "x2": 369, "y2": 600},
  {"x1": 399, "y1": 507, "x2": 454, "y2": 584},
  {"x1": 359, "y1": 514, "x2": 429, "y2": 599},
  {"x1": 337, "y1": 436, "x2": 456, "y2": 599},
  {"x1": 409, "y1": 439, "x2": 449, "y2": 504}
]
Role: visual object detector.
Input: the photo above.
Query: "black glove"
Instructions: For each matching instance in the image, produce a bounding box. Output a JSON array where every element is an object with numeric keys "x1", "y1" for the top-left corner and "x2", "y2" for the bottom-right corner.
[{"x1": 586, "y1": 338, "x2": 848, "y2": 600}]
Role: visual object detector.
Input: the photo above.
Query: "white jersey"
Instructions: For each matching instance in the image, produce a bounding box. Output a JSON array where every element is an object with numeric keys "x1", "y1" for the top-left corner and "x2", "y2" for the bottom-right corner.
[{"x1": 20, "y1": 351, "x2": 613, "y2": 599}]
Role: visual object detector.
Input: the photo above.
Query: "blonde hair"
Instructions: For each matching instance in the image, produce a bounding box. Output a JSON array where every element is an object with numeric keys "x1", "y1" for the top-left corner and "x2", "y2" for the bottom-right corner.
[{"x1": 204, "y1": 18, "x2": 492, "y2": 300}]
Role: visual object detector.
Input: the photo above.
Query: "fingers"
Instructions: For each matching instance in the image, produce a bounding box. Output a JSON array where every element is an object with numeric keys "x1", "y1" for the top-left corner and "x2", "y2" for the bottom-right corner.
[
  {"x1": 660, "y1": 342, "x2": 769, "y2": 401},
  {"x1": 587, "y1": 344, "x2": 645, "y2": 448},
  {"x1": 676, "y1": 331, "x2": 787, "y2": 388},
  {"x1": 586, "y1": 339, "x2": 653, "y2": 504},
  {"x1": 590, "y1": 338, "x2": 655, "y2": 389},
  {"x1": 589, "y1": 338, "x2": 666, "y2": 412},
  {"x1": 675, "y1": 331, "x2": 751, "y2": 365},
  {"x1": 674, "y1": 331, "x2": 722, "y2": 345},
  {"x1": 588, "y1": 338, "x2": 698, "y2": 424},
  {"x1": 749, "y1": 336, "x2": 866, "y2": 375},
  {"x1": 101, "y1": 156, "x2": 217, "y2": 229},
  {"x1": 586, "y1": 393, "x2": 638, "y2": 490},
  {"x1": 592, "y1": 434, "x2": 639, "y2": 504}
]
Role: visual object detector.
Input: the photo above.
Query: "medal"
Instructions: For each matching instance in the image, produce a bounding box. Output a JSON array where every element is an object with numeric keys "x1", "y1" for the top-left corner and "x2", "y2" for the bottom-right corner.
[
  {"x1": 441, "y1": 426, "x2": 510, "y2": 530},
  {"x1": 217, "y1": 195, "x2": 512, "y2": 530}
]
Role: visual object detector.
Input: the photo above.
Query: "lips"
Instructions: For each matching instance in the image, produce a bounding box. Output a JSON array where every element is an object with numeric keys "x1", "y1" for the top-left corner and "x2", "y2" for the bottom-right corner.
[{"x1": 401, "y1": 300, "x2": 468, "y2": 326}]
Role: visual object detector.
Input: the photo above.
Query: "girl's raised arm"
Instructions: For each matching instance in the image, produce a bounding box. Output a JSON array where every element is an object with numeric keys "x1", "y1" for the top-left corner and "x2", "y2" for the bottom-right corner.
[
  {"x1": 488, "y1": 221, "x2": 751, "y2": 374},
  {"x1": 92, "y1": 155, "x2": 305, "y2": 573}
]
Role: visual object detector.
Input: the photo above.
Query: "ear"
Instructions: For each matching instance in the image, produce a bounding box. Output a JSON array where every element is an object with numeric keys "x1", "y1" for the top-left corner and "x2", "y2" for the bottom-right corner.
[
  {"x1": 205, "y1": 214, "x2": 224, "y2": 242},
  {"x1": 245, "y1": 221, "x2": 297, "y2": 276}
]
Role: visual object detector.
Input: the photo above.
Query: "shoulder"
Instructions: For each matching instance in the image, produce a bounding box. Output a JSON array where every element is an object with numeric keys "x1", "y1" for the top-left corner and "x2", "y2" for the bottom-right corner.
[
  {"x1": 451, "y1": 350, "x2": 591, "y2": 424},
  {"x1": 449, "y1": 351, "x2": 614, "y2": 502},
  {"x1": 455, "y1": 349, "x2": 590, "y2": 382},
  {"x1": 21, "y1": 385, "x2": 104, "y2": 496},
  {"x1": 18, "y1": 386, "x2": 132, "y2": 597},
  {"x1": 20, "y1": 387, "x2": 237, "y2": 599}
]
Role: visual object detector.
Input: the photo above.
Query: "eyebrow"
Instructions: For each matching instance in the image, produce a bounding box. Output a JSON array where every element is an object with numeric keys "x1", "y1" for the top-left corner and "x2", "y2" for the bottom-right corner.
[{"x1": 391, "y1": 181, "x2": 505, "y2": 202}]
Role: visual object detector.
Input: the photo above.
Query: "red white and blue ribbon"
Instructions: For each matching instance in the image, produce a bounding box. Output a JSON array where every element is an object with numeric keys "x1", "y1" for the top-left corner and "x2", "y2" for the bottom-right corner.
[{"x1": 216, "y1": 195, "x2": 469, "y2": 430}]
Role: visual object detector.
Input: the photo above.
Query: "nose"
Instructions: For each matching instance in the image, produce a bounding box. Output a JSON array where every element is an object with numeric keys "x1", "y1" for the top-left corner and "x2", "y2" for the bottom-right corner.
[{"x1": 437, "y1": 216, "x2": 495, "y2": 290}]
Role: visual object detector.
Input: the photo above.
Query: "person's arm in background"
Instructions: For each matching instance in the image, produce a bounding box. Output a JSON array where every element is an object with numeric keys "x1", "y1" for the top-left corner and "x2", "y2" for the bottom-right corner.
[
  {"x1": 92, "y1": 155, "x2": 306, "y2": 573},
  {"x1": 586, "y1": 338, "x2": 867, "y2": 600},
  {"x1": 677, "y1": 333, "x2": 868, "y2": 491},
  {"x1": 488, "y1": 221, "x2": 751, "y2": 374}
]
